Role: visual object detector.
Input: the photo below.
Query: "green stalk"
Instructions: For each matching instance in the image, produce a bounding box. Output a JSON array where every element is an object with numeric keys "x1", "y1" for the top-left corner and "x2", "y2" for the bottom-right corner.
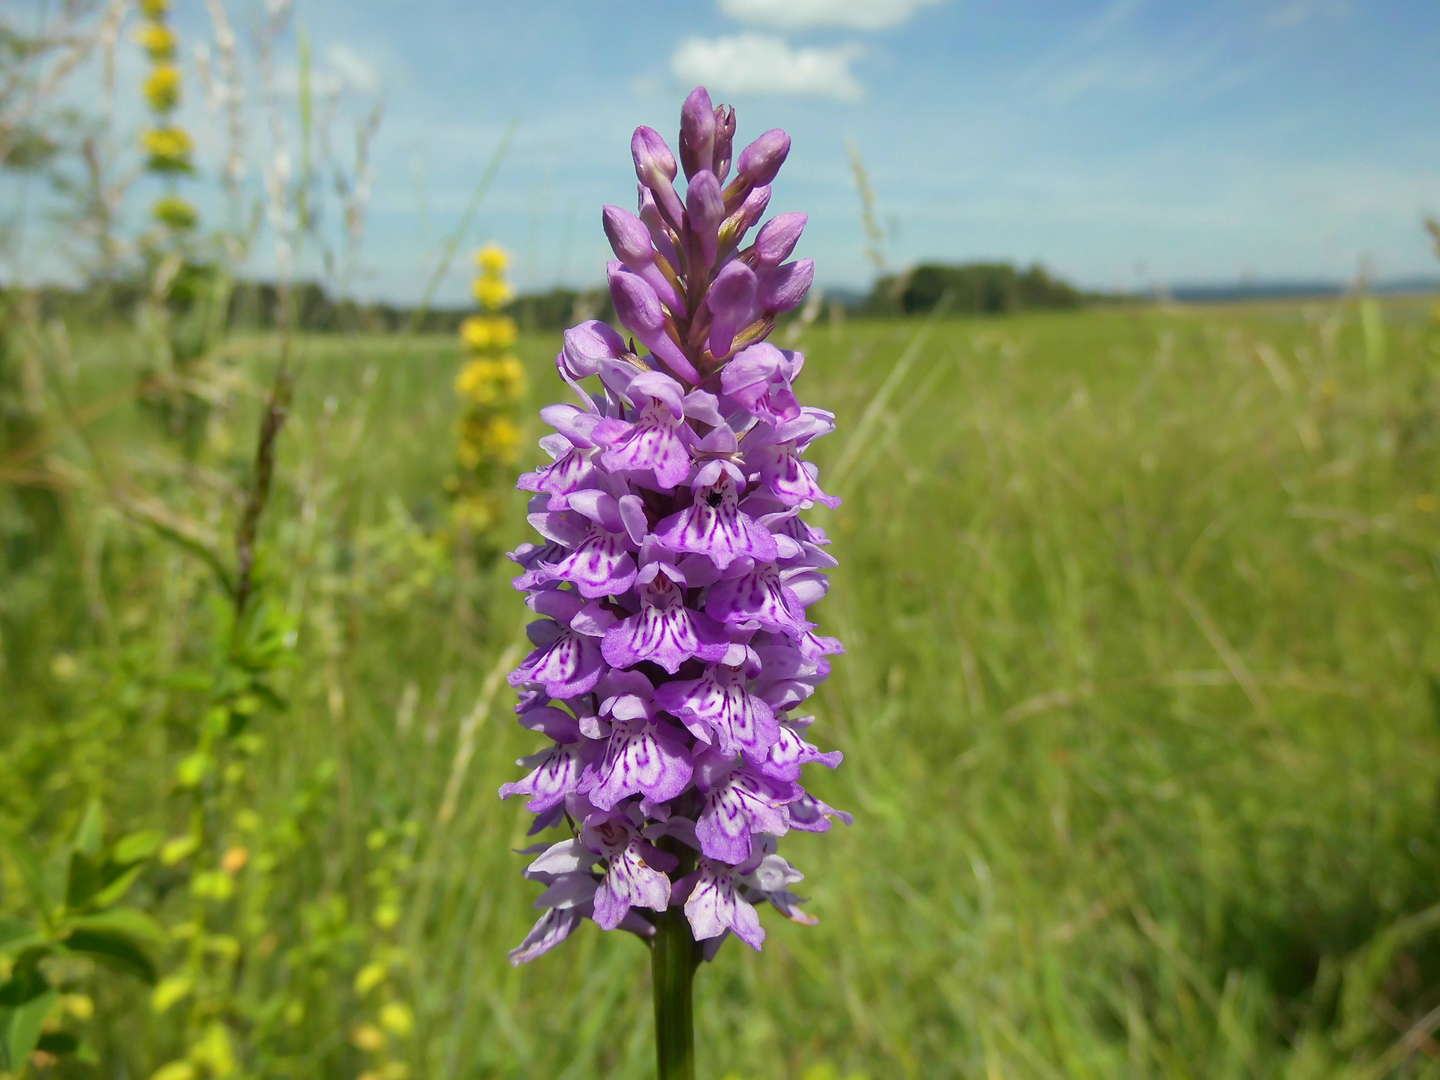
[{"x1": 651, "y1": 906, "x2": 700, "y2": 1080}]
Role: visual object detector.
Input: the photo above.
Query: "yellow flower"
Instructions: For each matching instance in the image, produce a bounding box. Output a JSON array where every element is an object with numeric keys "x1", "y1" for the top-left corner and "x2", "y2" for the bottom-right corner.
[
  {"x1": 474, "y1": 244, "x2": 509, "y2": 273},
  {"x1": 460, "y1": 315, "x2": 518, "y2": 351},
  {"x1": 455, "y1": 356, "x2": 525, "y2": 405},
  {"x1": 379, "y1": 1002, "x2": 415, "y2": 1039},
  {"x1": 455, "y1": 359, "x2": 495, "y2": 403},
  {"x1": 452, "y1": 494, "x2": 499, "y2": 531},
  {"x1": 355, "y1": 961, "x2": 388, "y2": 996},
  {"x1": 493, "y1": 355, "x2": 526, "y2": 400},
  {"x1": 144, "y1": 64, "x2": 181, "y2": 111},
  {"x1": 152, "y1": 194, "x2": 197, "y2": 230},
  {"x1": 478, "y1": 415, "x2": 521, "y2": 464},
  {"x1": 472, "y1": 275, "x2": 514, "y2": 311},
  {"x1": 139, "y1": 0, "x2": 169, "y2": 17},
  {"x1": 138, "y1": 23, "x2": 176, "y2": 59},
  {"x1": 142, "y1": 127, "x2": 192, "y2": 171},
  {"x1": 351, "y1": 1024, "x2": 386, "y2": 1053}
]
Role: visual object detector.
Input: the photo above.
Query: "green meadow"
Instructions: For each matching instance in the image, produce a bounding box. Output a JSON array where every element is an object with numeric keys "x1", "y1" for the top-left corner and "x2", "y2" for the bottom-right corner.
[{"x1": 6, "y1": 297, "x2": 1440, "y2": 1077}]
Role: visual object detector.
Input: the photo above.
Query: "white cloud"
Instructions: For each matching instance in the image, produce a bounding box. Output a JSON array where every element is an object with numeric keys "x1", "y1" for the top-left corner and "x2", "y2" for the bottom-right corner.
[
  {"x1": 277, "y1": 42, "x2": 381, "y2": 97},
  {"x1": 324, "y1": 44, "x2": 381, "y2": 94},
  {"x1": 1266, "y1": 0, "x2": 1350, "y2": 28},
  {"x1": 718, "y1": 0, "x2": 944, "y2": 31},
  {"x1": 671, "y1": 34, "x2": 864, "y2": 102}
]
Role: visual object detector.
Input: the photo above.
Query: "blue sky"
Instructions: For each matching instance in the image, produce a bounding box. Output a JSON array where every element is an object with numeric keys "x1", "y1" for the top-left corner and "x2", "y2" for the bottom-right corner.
[{"x1": 9, "y1": 0, "x2": 1440, "y2": 302}]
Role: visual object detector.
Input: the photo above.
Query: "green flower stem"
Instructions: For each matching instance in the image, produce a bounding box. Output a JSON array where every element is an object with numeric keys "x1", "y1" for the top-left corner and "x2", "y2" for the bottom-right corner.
[{"x1": 651, "y1": 906, "x2": 700, "y2": 1080}]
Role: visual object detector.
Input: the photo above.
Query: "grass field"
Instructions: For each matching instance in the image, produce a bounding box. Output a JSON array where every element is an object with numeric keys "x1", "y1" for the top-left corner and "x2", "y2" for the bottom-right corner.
[{"x1": 6, "y1": 296, "x2": 1440, "y2": 1077}]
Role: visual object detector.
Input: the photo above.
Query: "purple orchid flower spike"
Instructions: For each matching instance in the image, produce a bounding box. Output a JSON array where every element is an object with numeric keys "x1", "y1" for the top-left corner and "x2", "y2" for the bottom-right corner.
[{"x1": 500, "y1": 86, "x2": 846, "y2": 1079}]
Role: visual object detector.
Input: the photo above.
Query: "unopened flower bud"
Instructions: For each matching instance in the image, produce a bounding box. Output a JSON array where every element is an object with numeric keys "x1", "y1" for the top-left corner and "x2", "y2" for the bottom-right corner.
[
  {"x1": 685, "y1": 170, "x2": 724, "y2": 268},
  {"x1": 719, "y1": 185, "x2": 771, "y2": 249},
  {"x1": 679, "y1": 86, "x2": 716, "y2": 180},
  {"x1": 706, "y1": 260, "x2": 757, "y2": 359},
  {"x1": 737, "y1": 129, "x2": 790, "y2": 187},
  {"x1": 562, "y1": 319, "x2": 628, "y2": 380},
  {"x1": 603, "y1": 204, "x2": 654, "y2": 266},
  {"x1": 759, "y1": 259, "x2": 814, "y2": 315},
  {"x1": 754, "y1": 213, "x2": 807, "y2": 267},
  {"x1": 607, "y1": 265, "x2": 700, "y2": 382},
  {"x1": 631, "y1": 126, "x2": 684, "y2": 227},
  {"x1": 712, "y1": 105, "x2": 736, "y2": 182}
]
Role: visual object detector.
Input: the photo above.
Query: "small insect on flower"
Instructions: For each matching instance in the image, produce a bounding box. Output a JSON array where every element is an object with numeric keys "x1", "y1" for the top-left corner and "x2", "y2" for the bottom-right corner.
[{"x1": 501, "y1": 86, "x2": 846, "y2": 969}]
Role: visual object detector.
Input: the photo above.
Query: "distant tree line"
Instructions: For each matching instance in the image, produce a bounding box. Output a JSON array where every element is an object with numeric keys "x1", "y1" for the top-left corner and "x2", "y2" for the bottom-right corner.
[
  {"x1": 4, "y1": 259, "x2": 1098, "y2": 334},
  {"x1": 862, "y1": 261, "x2": 1089, "y2": 315},
  {"x1": 0, "y1": 276, "x2": 619, "y2": 335}
]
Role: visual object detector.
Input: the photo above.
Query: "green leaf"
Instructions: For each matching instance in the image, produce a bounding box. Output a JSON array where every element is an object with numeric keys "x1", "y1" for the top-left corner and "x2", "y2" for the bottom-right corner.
[
  {"x1": 66, "y1": 850, "x2": 101, "y2": 909},
  {"x1": 0, "y1": 964, "x2": 48, "y2": 1008},
  {"x1": 111, "y1": 830, "x2": 163, "y2": 865},
  {"x1": 0, "y1": 988, "x2": 57, "y2": 1071},
  {"x1": 61, "y1": 909, "x2": 166, "y2": 985},
  {"x1": 65, "y1": 907, "x2": 166, "y2": 946},
  {"x1": 88, "y1": 861, "x2": 147, "y2": 910},
  {"x1": 74, "y1": 799, "x2": 104, "y2": 857},
  {"x1": 36, "y1": 1028, "x2": 79, "y2": 1055},
  {"x1": 0, "y1": 918, "x2": 36, "y2": 952},
  {"x1": 160, "y1": 834, "x2": 200, "y2": 866},
  {"x1": 5, "y1": 836, "x2": 62, "y2": 920}
]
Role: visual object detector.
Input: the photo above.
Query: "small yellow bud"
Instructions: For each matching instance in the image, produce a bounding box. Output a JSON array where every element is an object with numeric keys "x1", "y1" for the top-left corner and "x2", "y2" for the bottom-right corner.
[
  {"x1": 460, "y1": 315, "x2": 518, "y2": 351},
  {"x1": 472, "y1": 275, "x2": 514, "y2": 311},
  {"x1": 138, "y1": 22, "x2": 176, "y2": 59},
  {"x1": 374, "y1": 902, "x2": 400, "y2": 931},
  {"x1": 152, "y1": 976, "x2": 193, "y2": 1014},
  {"x1": 351, "y1": 1024, "x2": 386, "y2": 1053},
  {"x1": 152, "y1": 194, "x2": 197, "y2": 230},
  {"x1": 355, "y1": 961, "x2": 389, "y2": 996},
  {"x1": 221, "y1": 846, "x2": 249, "y2": 875},
  {"x1": 160, "y1": 833, "x2": 200, "y2": 865},
  {"x1": 474, "y1": 243, "x2": 509, "y2": 273},
  {"x1": 61, "y1": 993, "x2": 94, "y2": 1020},
  {"x1": 144, "y1": 65, "x2": 181, "y2": 111},
  {"x1": 192, "y1": 1021, "x2": 237, "y2": 1076},
  {"x1": 142, "y1": 127, "x2": 193, "y2": 171},
  {"x1": 379, "y1": 1001, "x2": 414, "y2": 1039}
]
